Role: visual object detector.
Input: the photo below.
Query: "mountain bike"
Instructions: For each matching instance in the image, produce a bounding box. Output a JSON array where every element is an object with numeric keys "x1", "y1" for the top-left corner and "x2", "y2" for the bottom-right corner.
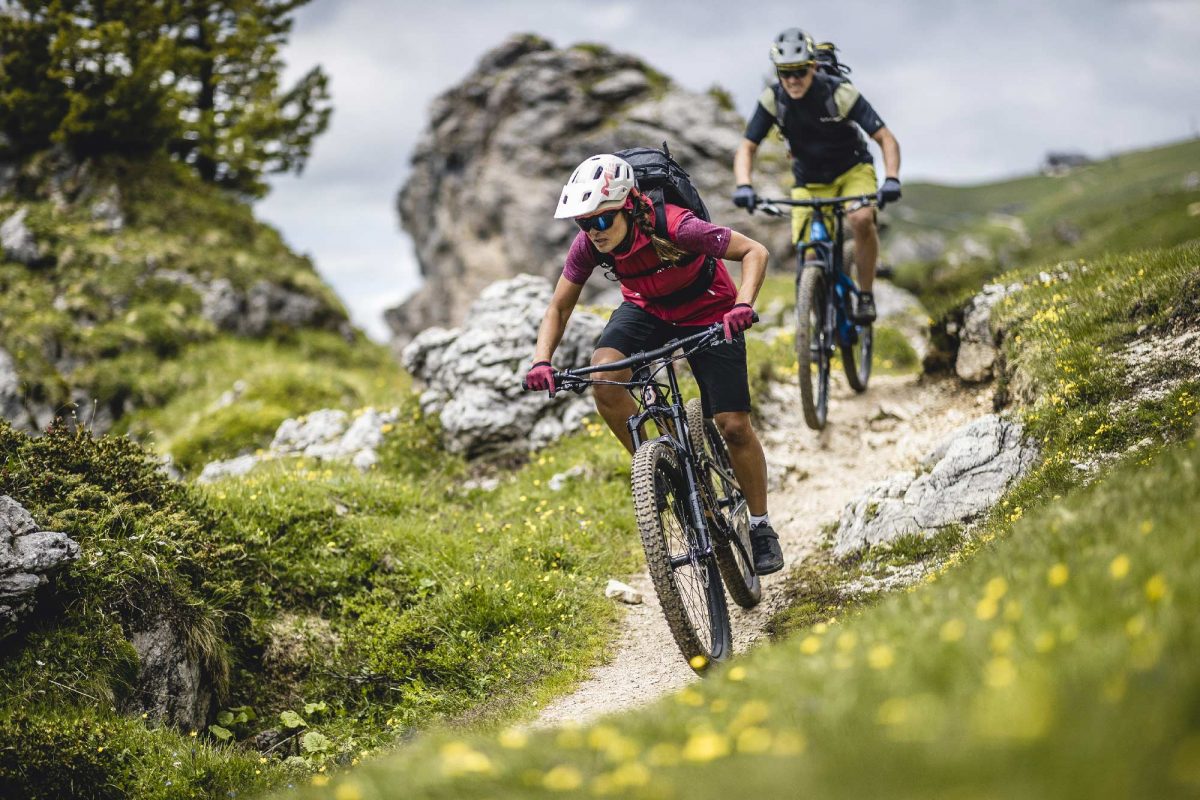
[
  {"x1": 755, "y1": 193, "x2": 880, "y2": 430},
  {"x1": 525, "y1": 322, "x2": 760, "y2": 673}
]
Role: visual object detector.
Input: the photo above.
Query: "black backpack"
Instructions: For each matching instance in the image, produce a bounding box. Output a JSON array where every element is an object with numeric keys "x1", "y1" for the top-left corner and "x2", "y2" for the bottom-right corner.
[
  {"x1": 592, "y1": 142, "x2": 718, "y2": 307},
  {"x1": 813, "y1": 41, "x2": 851, "y2": 78}
]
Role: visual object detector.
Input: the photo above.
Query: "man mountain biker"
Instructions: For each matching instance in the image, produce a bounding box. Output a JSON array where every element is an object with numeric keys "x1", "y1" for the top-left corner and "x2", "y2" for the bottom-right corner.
[
  {"x1": 733, "y1": 27, "x2": 902, "y2": 324},
  {"x1": 524, "y1": 153, "x2": 785, "y2": 575}
]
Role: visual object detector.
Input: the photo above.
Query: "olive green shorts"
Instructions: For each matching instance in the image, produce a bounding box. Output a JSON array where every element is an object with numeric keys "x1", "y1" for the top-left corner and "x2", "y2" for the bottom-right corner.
[{"x1": 791, "y1": 162, "x2": 878, "y2": 244}]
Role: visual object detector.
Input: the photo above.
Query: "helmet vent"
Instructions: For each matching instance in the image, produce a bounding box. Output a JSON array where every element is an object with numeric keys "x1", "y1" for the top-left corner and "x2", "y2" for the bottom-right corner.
[
  {"x1": 582, "y1": 191, "x2": 592, "y2": 201},
  {"x1": 592, "y1": 166, "x2": 604, "y2": 180}
]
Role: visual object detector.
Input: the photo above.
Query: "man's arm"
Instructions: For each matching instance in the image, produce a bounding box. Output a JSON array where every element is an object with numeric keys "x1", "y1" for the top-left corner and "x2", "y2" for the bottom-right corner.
[
  {"x1": 871, "y1": 126, "x2": 901, "y2": 180},
  {"x1": 734, "y1": 138, "x2": 759, "y2": 187},
  {"x1": 721, "y1": 231, "x2": 770, "y2": 306},
  {"x1": 532, "y1": 276, "x2": 585, "y2": 363}
]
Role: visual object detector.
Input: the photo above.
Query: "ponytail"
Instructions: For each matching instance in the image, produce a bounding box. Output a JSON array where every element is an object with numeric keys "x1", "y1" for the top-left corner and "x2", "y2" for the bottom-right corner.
[{"x1": 629, "y1": 190, "x2": 688, "y2": 265}]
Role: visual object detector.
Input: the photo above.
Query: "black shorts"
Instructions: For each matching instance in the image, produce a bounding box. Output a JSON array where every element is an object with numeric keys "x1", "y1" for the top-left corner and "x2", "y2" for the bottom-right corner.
[{"x1": 595, "y1": 302, "x2": 751, "y2": 417}]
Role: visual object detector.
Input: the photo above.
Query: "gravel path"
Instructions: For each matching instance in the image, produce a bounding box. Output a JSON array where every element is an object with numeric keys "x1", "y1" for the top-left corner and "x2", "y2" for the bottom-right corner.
[{"x1": 533, "y1": 368, "x2": 991, "y2": 729}]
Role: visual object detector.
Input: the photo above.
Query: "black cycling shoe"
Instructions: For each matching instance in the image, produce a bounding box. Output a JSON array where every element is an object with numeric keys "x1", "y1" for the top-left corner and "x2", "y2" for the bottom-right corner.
[
  {"x1": 852, "y1": 292, "x2": 877, "y2": 324},
  {"x1": 750, "y1": 522, "x2": 785, "y2": 575}
]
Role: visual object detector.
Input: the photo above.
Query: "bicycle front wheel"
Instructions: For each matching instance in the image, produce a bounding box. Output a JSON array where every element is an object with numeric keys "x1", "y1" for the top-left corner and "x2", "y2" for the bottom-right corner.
[
  {"x1": 685, "y1": 399, "x2": 760, "y2": 609},
  {"x1": 631, "y1": 439, "x2": 732, "y2": 672},
  {"x1": 796, "y1": 265, "x2": 830, "y2": 430}
]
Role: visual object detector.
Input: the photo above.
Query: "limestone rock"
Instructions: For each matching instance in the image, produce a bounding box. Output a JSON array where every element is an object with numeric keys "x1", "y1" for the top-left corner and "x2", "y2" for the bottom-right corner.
[
  {"x1": 89, "y1": 183, "x2": 124, "y2": 232},
  {"x1": 386, "y1": 34, "x2": 791, "y2": 345},
  {"x1": 155, "y1": 271, "x2": 341, "y2": 337},
  {"x1": 197, "y1": 407, "x2": 401, "y2": 483},
  {"x1": 402, "y1": 274, "x2": 603, "y2": 457},
  {"x1": 125, "y1": 616, "x2": 215, "y2": 731},
  {"x1": 955, "y1": 283, "x2": 1020, "y2": 383},
  {"x1": 1, "y1": 207, "x2": 46, "y2": 265},
  {"x1": 834, "y1": 415, "x2": 1038, "y2": 556},
  {"x1": 1, "y1": 496, "x2": 81, "y2": 639}
]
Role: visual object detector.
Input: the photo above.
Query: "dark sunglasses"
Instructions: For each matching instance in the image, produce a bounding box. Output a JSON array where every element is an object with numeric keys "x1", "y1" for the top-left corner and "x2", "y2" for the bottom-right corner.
[
  {"x1": 778, "y1": 65, "x2": 811, "y2": 80},
  {"x1": 575, "y1": 208, "x2": 622, "y2": 232}
]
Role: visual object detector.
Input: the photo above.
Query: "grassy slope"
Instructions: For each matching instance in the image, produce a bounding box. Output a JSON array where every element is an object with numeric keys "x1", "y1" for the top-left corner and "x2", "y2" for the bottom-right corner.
[
  {"x1": 891, "y1": 137, "x2": 1200, "y2": 313},
  {"x1": 286, "y1": 213, "x2": 1200, "y2": 795}
]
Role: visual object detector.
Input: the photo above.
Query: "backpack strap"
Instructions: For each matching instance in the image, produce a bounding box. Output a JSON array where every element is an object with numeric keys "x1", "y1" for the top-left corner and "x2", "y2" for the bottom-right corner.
[
  {"x1": 593, "y1": 195, "x2": 692, "y2": 279},
  {"x1": 773, "y1": 84, "x2": 788, "y2": 133}
]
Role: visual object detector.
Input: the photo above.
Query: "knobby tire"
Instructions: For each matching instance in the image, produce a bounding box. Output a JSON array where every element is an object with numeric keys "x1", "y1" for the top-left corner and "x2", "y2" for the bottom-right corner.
[
  {"x1": 684, "y1": 399, "x2": 760, "y2": 609},
  {"x1": 631, "y1": 439, "x2": 732, "y2": 672}
]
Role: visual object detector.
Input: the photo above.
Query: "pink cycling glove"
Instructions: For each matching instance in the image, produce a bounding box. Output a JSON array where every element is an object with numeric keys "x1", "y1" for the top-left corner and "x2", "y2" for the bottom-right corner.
[
  {"x1": 723, "y1": 303, "x2": 755, "y2": 341},
  {"x1": 524, "y1": 360, "x2": 556, "y2": 397}
]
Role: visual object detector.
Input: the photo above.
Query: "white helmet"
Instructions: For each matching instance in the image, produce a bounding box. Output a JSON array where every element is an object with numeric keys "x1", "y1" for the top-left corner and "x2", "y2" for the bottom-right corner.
[{"x1": 554, "y1": 154, "x2": 635, "y2": 219}]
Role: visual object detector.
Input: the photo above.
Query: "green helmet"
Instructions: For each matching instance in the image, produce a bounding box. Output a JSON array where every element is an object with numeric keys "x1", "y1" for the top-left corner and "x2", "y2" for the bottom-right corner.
[{"x1": 770, "y1": 28, "x2": 816, "y2": 68}]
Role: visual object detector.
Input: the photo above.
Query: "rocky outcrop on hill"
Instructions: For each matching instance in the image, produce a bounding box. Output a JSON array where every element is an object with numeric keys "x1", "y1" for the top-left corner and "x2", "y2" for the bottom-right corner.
[
  {"x1": 834, "y1": 414, "x2": 1037, "y2": 556},
  {"x1": 402, "y1": 274, "x2": 604, "y2": 457},
  {"x1": 156, "y1": 270, "x2": 350, "y2": 338},
  {"x1": 1, "y1": 495, "x2": 80, "y2": 639},
  {"x1": 387, "y1": 34, "x2": 791, "y2": 345},
  {"x1": 1, "y1": 147, "x2": 353, "y2": 436}
]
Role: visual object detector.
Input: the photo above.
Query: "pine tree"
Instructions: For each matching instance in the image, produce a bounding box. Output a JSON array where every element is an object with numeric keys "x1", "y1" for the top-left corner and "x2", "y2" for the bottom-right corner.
[
  {"x1": 168, "y1": 0, "x2": 331, "y2": 196},
  {"x1": 0, "y1": 0, "x2": 330, "y2": 197}
]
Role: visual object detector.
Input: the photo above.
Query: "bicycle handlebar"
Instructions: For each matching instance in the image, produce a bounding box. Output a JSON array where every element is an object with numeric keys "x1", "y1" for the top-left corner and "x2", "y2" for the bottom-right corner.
[
  {"x1": 753, "y1": 193, "x2": 879, "y2": 217},
  {"x1": 522, "y1": 314, "x2": 758, "y2": 395}
]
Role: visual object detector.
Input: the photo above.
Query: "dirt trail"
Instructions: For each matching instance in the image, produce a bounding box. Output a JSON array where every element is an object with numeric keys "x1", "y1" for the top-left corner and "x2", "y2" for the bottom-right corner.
[{"x1": 534, "y1": 369, "x2": 991, "y2": 729}]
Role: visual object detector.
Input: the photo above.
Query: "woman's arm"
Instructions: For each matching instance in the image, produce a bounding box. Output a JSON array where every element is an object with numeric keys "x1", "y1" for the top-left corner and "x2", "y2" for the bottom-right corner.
[
  {"x1": 722, "y1": 231, "x2": 770, "y2": 306},
  {"x1": 533, "y1": 276, "x2": 585, "y2": 363}
]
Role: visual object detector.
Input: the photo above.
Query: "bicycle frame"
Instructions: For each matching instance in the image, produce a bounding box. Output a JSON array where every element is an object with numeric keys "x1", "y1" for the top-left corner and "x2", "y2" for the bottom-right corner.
[
  {"x1": 550, "y1": 326, "x2": 750, "y2": 568},
  {"x1": 775, "y1": 194, "x2": 876, "y2": 350}
]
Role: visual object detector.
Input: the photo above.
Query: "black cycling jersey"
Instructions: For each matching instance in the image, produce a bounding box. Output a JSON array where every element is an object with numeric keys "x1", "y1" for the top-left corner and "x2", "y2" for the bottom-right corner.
[{"x1": 743, "y1": 72, "x2": 886, "y2": 185}]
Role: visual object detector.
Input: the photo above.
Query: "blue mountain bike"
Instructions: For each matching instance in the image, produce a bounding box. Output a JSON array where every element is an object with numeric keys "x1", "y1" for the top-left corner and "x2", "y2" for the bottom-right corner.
[{"x1": 756, "y1": 194, "x2": 879, "y2": 430}]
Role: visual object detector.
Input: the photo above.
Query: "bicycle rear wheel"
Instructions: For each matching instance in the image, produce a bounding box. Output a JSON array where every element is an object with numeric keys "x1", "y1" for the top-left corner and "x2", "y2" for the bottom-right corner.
[
  {"x1": 631, "y1": 439, "x2": 732, "y2": 672},
  {"x1": 685, "y1": 398, "x2": 760, "y2": 609},
  {"x1": 796, "y1": 264, "x2": 831, "y2": 430}
]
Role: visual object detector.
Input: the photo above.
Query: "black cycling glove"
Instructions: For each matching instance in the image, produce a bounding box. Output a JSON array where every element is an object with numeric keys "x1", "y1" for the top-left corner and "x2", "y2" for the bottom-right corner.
[
  {"x1": 732, "y1": 184, "x2": 758, "y2": 211},
  {"x1": 878, "y1": 177, "x2": 902, "y2": 209}
]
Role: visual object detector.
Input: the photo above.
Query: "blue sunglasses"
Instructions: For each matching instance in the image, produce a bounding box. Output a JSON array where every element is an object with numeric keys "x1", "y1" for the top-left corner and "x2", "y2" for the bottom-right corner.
[{"x1": 575, "y1": 209, "x2": 621, "y2": 232}]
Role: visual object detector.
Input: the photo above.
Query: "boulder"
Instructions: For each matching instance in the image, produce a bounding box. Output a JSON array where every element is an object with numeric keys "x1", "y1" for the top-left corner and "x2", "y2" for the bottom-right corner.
[
  {"x1": 402, "y1": 274, "x2": 604, "y2": 457},
  {"x1": 1, "y1": 496, "x2": 81, "y2": 640},
  {"x1": 386, "y1": 34, "x2": 792, "y2": 346},
  {"x1": 124, "y1": 616, "x2": 215, "y2": 731},
  {"x1": 955, "y1": 283, "x2": 1020, "y2": 383},
  {"x1": 834, "y1": 415, "x2": 1038, "y2": 556}
]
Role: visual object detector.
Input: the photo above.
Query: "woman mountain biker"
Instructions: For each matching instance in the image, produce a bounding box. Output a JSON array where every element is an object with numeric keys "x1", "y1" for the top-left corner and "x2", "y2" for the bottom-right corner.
[{"x1": 524, "y1": 153, "x2": 785, "y2": 575}]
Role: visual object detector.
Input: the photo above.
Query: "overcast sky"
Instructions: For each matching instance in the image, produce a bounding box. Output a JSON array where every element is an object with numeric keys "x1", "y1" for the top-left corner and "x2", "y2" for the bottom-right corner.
[{"x1": 255, "y1": 0, "x2": 1200, "y2": 340}]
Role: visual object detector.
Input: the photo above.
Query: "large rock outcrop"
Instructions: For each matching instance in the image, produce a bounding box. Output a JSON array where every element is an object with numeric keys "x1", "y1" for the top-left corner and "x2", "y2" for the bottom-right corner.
[
  {"x1": 387, "y1": 34, "x2": 791, "y2": 345},
  {"x1": 834, "y1": 415, "x2": 1038, "y2": 556},
  {"x1": 1, "y1": 495, "x2": 80, "y2": 639},
  {"x1": 402, "y1": 274, "x2": 604, "y2": 457}
]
